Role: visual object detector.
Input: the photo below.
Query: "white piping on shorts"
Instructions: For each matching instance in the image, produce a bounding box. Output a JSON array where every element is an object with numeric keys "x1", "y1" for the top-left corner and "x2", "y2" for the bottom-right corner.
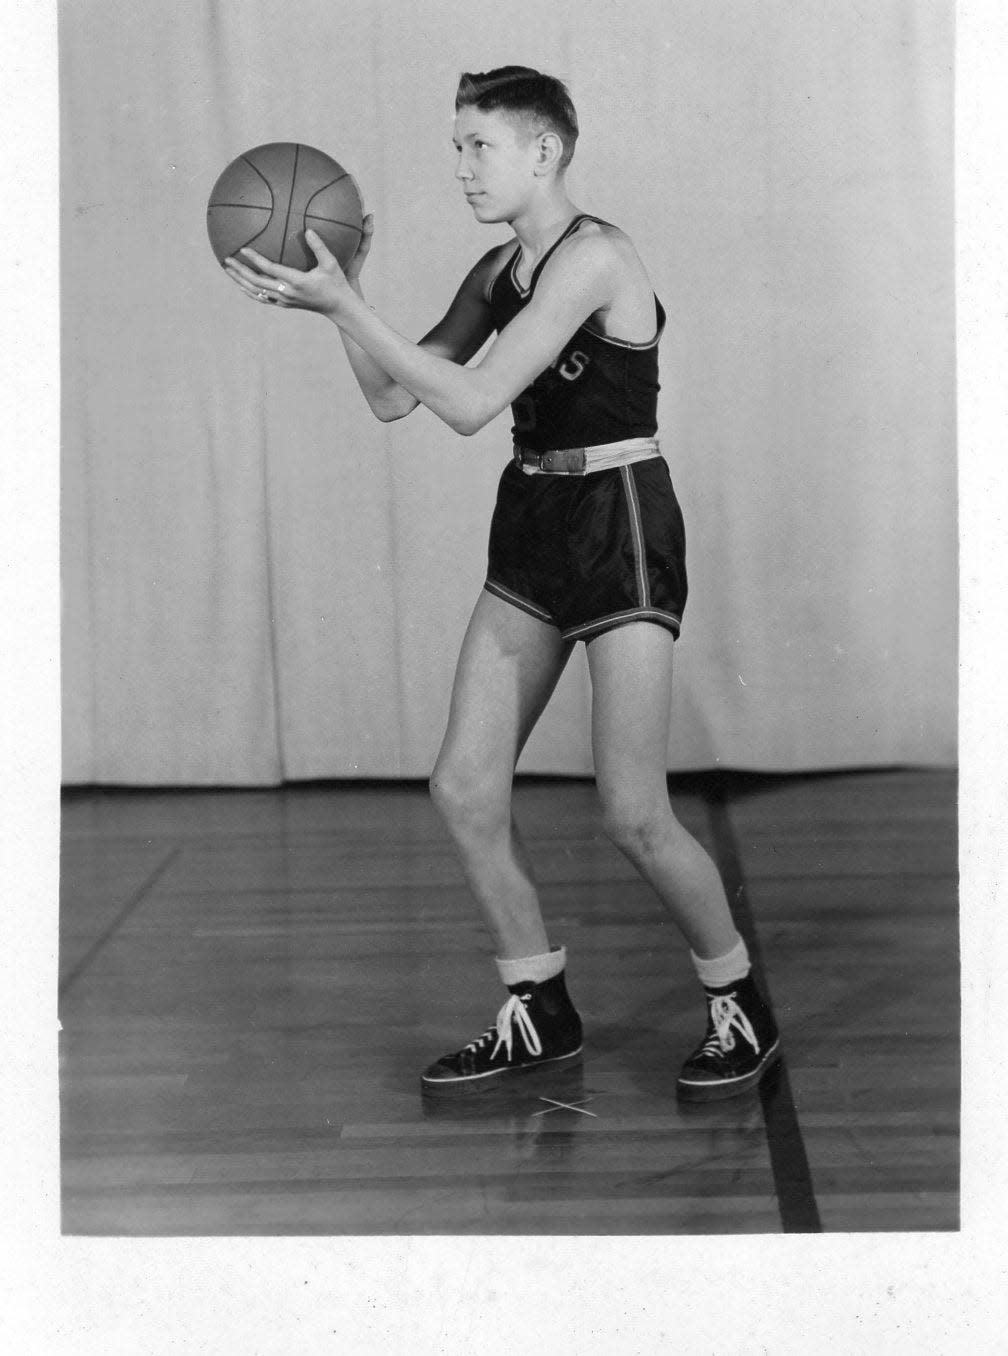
[
  {"x1": 562, "y1": 606, "x2": 682, "y2": 643},
  {"x1": 483, "y1": 579, "x2": 556, "y2": 625},
  {"x1": 620, "y1": 464, "x2": 651, "y2": 609}
]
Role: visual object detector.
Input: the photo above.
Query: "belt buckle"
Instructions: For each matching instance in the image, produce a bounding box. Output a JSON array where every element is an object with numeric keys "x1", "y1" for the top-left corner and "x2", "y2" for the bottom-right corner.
[
  {"x1": 514, "y1": 444, "x2": 548, "y2": 471},
  {"x1": 543, "y1": 447, "x2": 586, "y2": 474}
]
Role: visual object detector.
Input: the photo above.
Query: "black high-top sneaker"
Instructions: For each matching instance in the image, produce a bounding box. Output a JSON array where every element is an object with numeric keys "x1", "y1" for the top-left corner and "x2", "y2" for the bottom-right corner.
[
  {"x1": 420, "y1": 970, "x2": 583, "y2": 1097},
  {"x1": 676, "y1": 972, "x2": 781, "y2": 1102}
]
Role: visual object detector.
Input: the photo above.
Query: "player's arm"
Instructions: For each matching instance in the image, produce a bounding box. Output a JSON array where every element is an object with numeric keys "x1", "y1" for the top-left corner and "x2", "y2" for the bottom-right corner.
[
  {"x1": 226, "y1": 231, "x2": 616, "y2": 436},
  {"x1": 337, "y1": 233, "x2": 614, "y2": 435},
  {"x1": 337, "y1": 227, "x2": 500, "y2": 422},
  {"x1": 226, "y1": 226, "x2": 499, "y2": 423}
]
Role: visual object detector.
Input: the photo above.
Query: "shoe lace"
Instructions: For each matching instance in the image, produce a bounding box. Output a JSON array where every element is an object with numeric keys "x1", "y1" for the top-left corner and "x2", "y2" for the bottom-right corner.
[
  {"x1": 701, "y1": 993, "x2": 760, "y2": 1057},
  {"x1": 463, "y1": 993, "x2": 543, "y2": 1064}
]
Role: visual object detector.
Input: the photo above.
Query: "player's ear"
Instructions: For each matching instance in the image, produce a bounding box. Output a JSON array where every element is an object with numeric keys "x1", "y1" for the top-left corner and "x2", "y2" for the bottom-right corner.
[{"x1": 533, "y1": 132, "x2": 564, "y2": 176}]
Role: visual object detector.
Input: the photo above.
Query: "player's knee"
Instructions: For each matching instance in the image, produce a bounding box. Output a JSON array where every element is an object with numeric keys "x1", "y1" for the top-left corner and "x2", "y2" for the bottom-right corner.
[
  {"x1": 428, "y1": 763, "x2": 460, "y2": 823},
  {"x1": 429, "y1": 760, "x2": 504, "y2": 837},
  {"x1": 599, "y1": 789, "x2": 672, "y2": 859}
]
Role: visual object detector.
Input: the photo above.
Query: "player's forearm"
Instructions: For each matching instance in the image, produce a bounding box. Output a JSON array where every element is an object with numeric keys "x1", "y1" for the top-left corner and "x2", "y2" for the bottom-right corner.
[
  {"x1": 329, "y1": 292, "x2": 499, "y2": 436},
  {"x1": 338, "y1": 285, "x2": 420, "y2": 422},
  {"x1": 339, "y1": 330, "x2": 419, "y2": 422}
]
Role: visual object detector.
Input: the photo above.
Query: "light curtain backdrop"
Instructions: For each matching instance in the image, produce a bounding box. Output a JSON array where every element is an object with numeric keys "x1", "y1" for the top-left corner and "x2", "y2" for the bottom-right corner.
[{"x1": 60, "y1": 0, "x2": 956, "y2": 784}]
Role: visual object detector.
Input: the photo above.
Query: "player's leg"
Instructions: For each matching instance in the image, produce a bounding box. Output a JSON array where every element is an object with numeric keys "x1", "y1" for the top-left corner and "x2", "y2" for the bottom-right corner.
[
  {"x1": 422, "y1": 590, "x2": 582, "y2": 1095},
  {"x1": 586, "y1": 622, "x2": 780, "y2": 1100},
  {"x1": 429, "y1": 589, "x2": 573, "y2": 958},
  {"x1": 586, "y1": 622, "x2": 737, "y2": 955}
]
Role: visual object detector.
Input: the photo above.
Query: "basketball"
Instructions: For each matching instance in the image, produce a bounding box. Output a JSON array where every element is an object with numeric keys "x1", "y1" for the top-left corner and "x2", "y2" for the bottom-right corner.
[{"x1": 206, "y1": 142, "x2": 364, "y2": 272}]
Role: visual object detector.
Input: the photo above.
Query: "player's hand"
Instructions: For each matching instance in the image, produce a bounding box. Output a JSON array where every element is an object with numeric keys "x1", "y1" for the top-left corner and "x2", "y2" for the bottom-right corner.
[
  {"x1": 222, "y1": 229, "x2": 353, "y2": 317},
  {"x1": 343, "y1": 213, "x2": 375, "y2": 285}
]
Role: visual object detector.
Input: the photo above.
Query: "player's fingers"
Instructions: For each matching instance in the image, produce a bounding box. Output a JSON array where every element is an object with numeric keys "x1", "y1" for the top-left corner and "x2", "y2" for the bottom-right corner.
[
  {"x1": 223, "y1": 266, "x2": 264, "y2": 298},
  {"x1": 259, "y1": 284, "x2": 295, "y2": 305},
  {"x1": 223, "y1": 260, "x2": 265, "y2": 292},
  {"x1": 225, "y1": 259, "x2": 296, "y2": 298},
  {"x1": 223, "y1": 254, "x2": 273, "y2": 287},
  {"x1": 303, "y1": 229, "x2": 338, "y2": 266},
  {"x1": 225, "y1": 267, "x2": 283, "y2": 305},
  {"x1": 238, "y1": 246, "x2": 302, "y2": 282},
  {"x1": 222, "y1": 256, "x2": 260, "y2": 283}
]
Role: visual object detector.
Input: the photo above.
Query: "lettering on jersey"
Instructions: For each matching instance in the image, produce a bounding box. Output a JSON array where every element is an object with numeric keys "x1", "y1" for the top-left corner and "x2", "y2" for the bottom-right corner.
[
  {"x1": 556, "y1": 350, "x2": 589, "y2": 382},
  {"x1": 513, "y1": 349, "x2": 592, "y2": 432}
]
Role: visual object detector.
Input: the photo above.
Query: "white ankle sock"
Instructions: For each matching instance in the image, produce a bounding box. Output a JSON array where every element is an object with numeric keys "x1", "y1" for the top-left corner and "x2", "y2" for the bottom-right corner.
[
  {"x1": 690, "y1": 937, "x2": 750, "y2": 990},
  {"x1": 495, "y1": 945, "x2": 567, "y2": 987}
]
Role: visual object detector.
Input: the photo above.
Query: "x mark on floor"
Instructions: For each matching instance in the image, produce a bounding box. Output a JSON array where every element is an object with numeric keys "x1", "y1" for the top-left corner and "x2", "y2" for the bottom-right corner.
[{"x1": 532, "y1": 1095, "x2": 599, "y2": 1119}]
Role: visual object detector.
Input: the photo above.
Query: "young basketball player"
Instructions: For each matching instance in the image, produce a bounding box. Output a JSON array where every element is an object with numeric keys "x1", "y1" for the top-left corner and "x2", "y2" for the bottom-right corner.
[{"x1": 223, "y1": 66, "x2": 780, "y2": 1101}]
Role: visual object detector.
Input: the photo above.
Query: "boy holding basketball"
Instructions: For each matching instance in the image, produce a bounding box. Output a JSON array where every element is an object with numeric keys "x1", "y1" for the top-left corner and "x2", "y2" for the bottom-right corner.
[{"x1": 224, "y1": 66, "x2": 779, "y2": 1100}]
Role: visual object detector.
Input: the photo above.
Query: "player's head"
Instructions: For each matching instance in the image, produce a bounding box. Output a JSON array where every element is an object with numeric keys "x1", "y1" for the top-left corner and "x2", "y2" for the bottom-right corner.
[{"x1": 455, "y1": 67, "x2": 579, "y2": 174}]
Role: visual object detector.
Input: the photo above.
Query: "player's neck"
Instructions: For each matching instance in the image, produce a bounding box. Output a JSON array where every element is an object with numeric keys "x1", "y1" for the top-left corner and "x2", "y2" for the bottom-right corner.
[{"x1": 509, "y1": 188, "x2": 581, "y2": 263}]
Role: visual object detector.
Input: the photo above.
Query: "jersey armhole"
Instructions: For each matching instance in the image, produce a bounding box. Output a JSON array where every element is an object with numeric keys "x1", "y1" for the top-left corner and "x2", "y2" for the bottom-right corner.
[{"x1": 484, "y1": 242, "x2": 521, "y2": 306}]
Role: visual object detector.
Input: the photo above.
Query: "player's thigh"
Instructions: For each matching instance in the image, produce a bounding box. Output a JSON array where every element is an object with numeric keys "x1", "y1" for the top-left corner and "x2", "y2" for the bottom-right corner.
[
  {"x1": 437, "y1": 590, "x2": 574, "y2": 786},
  {"x1": 586, "y1": 622, "x2": 676, "y2": 806}
]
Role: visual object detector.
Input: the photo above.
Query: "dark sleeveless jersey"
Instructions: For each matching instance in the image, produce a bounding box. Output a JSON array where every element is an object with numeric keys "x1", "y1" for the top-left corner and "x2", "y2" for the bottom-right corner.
[{"x1": 487, "y1": 214, "x2": 665, "y2": 453}]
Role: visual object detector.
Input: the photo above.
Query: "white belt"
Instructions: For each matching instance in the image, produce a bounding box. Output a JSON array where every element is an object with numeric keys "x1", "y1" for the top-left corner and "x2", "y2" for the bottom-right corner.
[{"x1": 513, "y1": 436, "x2": 661, "y2": 476}]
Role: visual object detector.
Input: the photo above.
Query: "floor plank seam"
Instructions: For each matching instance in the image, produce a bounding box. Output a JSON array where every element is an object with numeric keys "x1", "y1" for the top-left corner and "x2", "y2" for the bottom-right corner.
[{"x1": 59, "y1": 846, "x2": 184, "y2": 1001}]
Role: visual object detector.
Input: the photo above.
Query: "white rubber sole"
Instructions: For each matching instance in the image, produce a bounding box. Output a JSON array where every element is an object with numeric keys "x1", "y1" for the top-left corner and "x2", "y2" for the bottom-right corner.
[
  {"x1": 675, "y1": 1040, "x2": 782, "y2": 1103},
  {"x1": 420, "y1": 1046, "x2": 584, "y2": 1098}
]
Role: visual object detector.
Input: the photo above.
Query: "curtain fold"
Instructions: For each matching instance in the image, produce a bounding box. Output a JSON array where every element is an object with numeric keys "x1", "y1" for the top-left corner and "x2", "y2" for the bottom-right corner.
[{"x1": 60, "y1": 0, "x2": 956, "y2": 783}]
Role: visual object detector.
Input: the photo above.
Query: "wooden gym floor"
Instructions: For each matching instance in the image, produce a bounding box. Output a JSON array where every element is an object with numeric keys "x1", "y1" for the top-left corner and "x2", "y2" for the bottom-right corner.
[{"x1": 59, "y1": 768, "x2": 958, "y2": 1236}]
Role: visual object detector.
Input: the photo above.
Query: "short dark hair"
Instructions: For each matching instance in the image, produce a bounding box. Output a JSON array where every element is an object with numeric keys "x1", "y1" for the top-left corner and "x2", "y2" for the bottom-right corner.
[{"x1": 455, "y1": 66, "x2": 579, "y2": 171}]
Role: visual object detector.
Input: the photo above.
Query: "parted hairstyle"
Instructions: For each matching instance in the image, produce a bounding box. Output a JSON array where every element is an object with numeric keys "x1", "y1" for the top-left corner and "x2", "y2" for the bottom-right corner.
[{"x1": 455, "y1": 66, "x2": 579, "y2": 171}]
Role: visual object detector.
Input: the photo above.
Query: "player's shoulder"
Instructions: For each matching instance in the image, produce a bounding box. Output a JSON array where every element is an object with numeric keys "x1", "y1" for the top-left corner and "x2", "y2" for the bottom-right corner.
[
  {"x1": 543, "y1": 215, "x2": 634, "y2": 283},
  {"x1": 556, "y1": 214, "x2": 634, "y2": 269}
]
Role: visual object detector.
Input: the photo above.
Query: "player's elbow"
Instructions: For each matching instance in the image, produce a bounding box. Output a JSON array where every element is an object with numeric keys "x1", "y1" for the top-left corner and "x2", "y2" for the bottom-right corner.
[
  {"x1": 448, "y1": 412, "x2": 484, "y2": 437},
  {"x1": 447, "y1": 393, "x2": 499, "y2": 437},
  {"x1": 372, "y1": 393, "x2": 419, "y2": 423}
]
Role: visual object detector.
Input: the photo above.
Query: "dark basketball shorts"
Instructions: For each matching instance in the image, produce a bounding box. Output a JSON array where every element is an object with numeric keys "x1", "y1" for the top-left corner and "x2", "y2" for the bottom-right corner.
[{"x1": 483, "y1": 456, "x2": 688, "y2": 644}]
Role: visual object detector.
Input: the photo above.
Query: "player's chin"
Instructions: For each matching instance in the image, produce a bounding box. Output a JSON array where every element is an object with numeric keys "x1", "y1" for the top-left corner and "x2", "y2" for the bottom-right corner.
[{"x1": 466, "y1": 196, "x2": 504, "y2": 223}]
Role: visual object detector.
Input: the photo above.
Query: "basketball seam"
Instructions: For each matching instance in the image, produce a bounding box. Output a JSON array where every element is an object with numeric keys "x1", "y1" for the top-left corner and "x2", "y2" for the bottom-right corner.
[
  {"x1": 279, "y1": 144, "x2": 300, "y2": 268},
  {"x1": 302, "y1": 173, "x2": 351, "y2": 216},
  {"x1": 304, "y1": 214, "x2": 364, "y2": 230},
  {"x1": 213, "y1": 209, "x2": 275, "y2": 258},
  {"x1": 239, "y1": 156, "x2": 275, "y2": 204},
  {"x1": 228, "y1": 157, "x2": 278, "y2": 257}
]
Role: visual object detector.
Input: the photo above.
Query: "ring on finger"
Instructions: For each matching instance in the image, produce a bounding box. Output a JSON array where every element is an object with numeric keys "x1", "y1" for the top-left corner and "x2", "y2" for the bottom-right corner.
[
  {"x1": 277, "y1": 283, "x2": 286, "y2": 293},
  {"x1": 257, "y1": 289, "x2": 268, "y2": 300}
]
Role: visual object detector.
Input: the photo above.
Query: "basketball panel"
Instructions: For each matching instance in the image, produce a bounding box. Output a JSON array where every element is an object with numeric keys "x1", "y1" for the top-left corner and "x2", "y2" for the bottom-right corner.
[
  {"x1": 297, "y1": 218, "x2": 364, "y2": 270},
  {"x1": 303, "y1": 176, "x2": 363, "y2": 231},
  {"x1": 208, "y1": 159, "x2": 273, "y2": 211},
  {"x1": 207, "y1": 205, "x2": 273, "y2": 264},
  {"x1": 292, "y1": 144, "x2": 346, "y2": 183},
  {"x1": 242, "y1": 143, "x2": 298, "y2": 210}
]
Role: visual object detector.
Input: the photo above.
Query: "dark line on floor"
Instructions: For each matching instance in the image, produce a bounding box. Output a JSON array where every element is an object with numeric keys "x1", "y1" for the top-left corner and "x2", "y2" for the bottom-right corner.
[
  {"x1": 704, "y1": 787, "x2": 823, "y2": 1234},
  {"x1": 58, "y1": 847, "x2": 183, "y2": 1002}
]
